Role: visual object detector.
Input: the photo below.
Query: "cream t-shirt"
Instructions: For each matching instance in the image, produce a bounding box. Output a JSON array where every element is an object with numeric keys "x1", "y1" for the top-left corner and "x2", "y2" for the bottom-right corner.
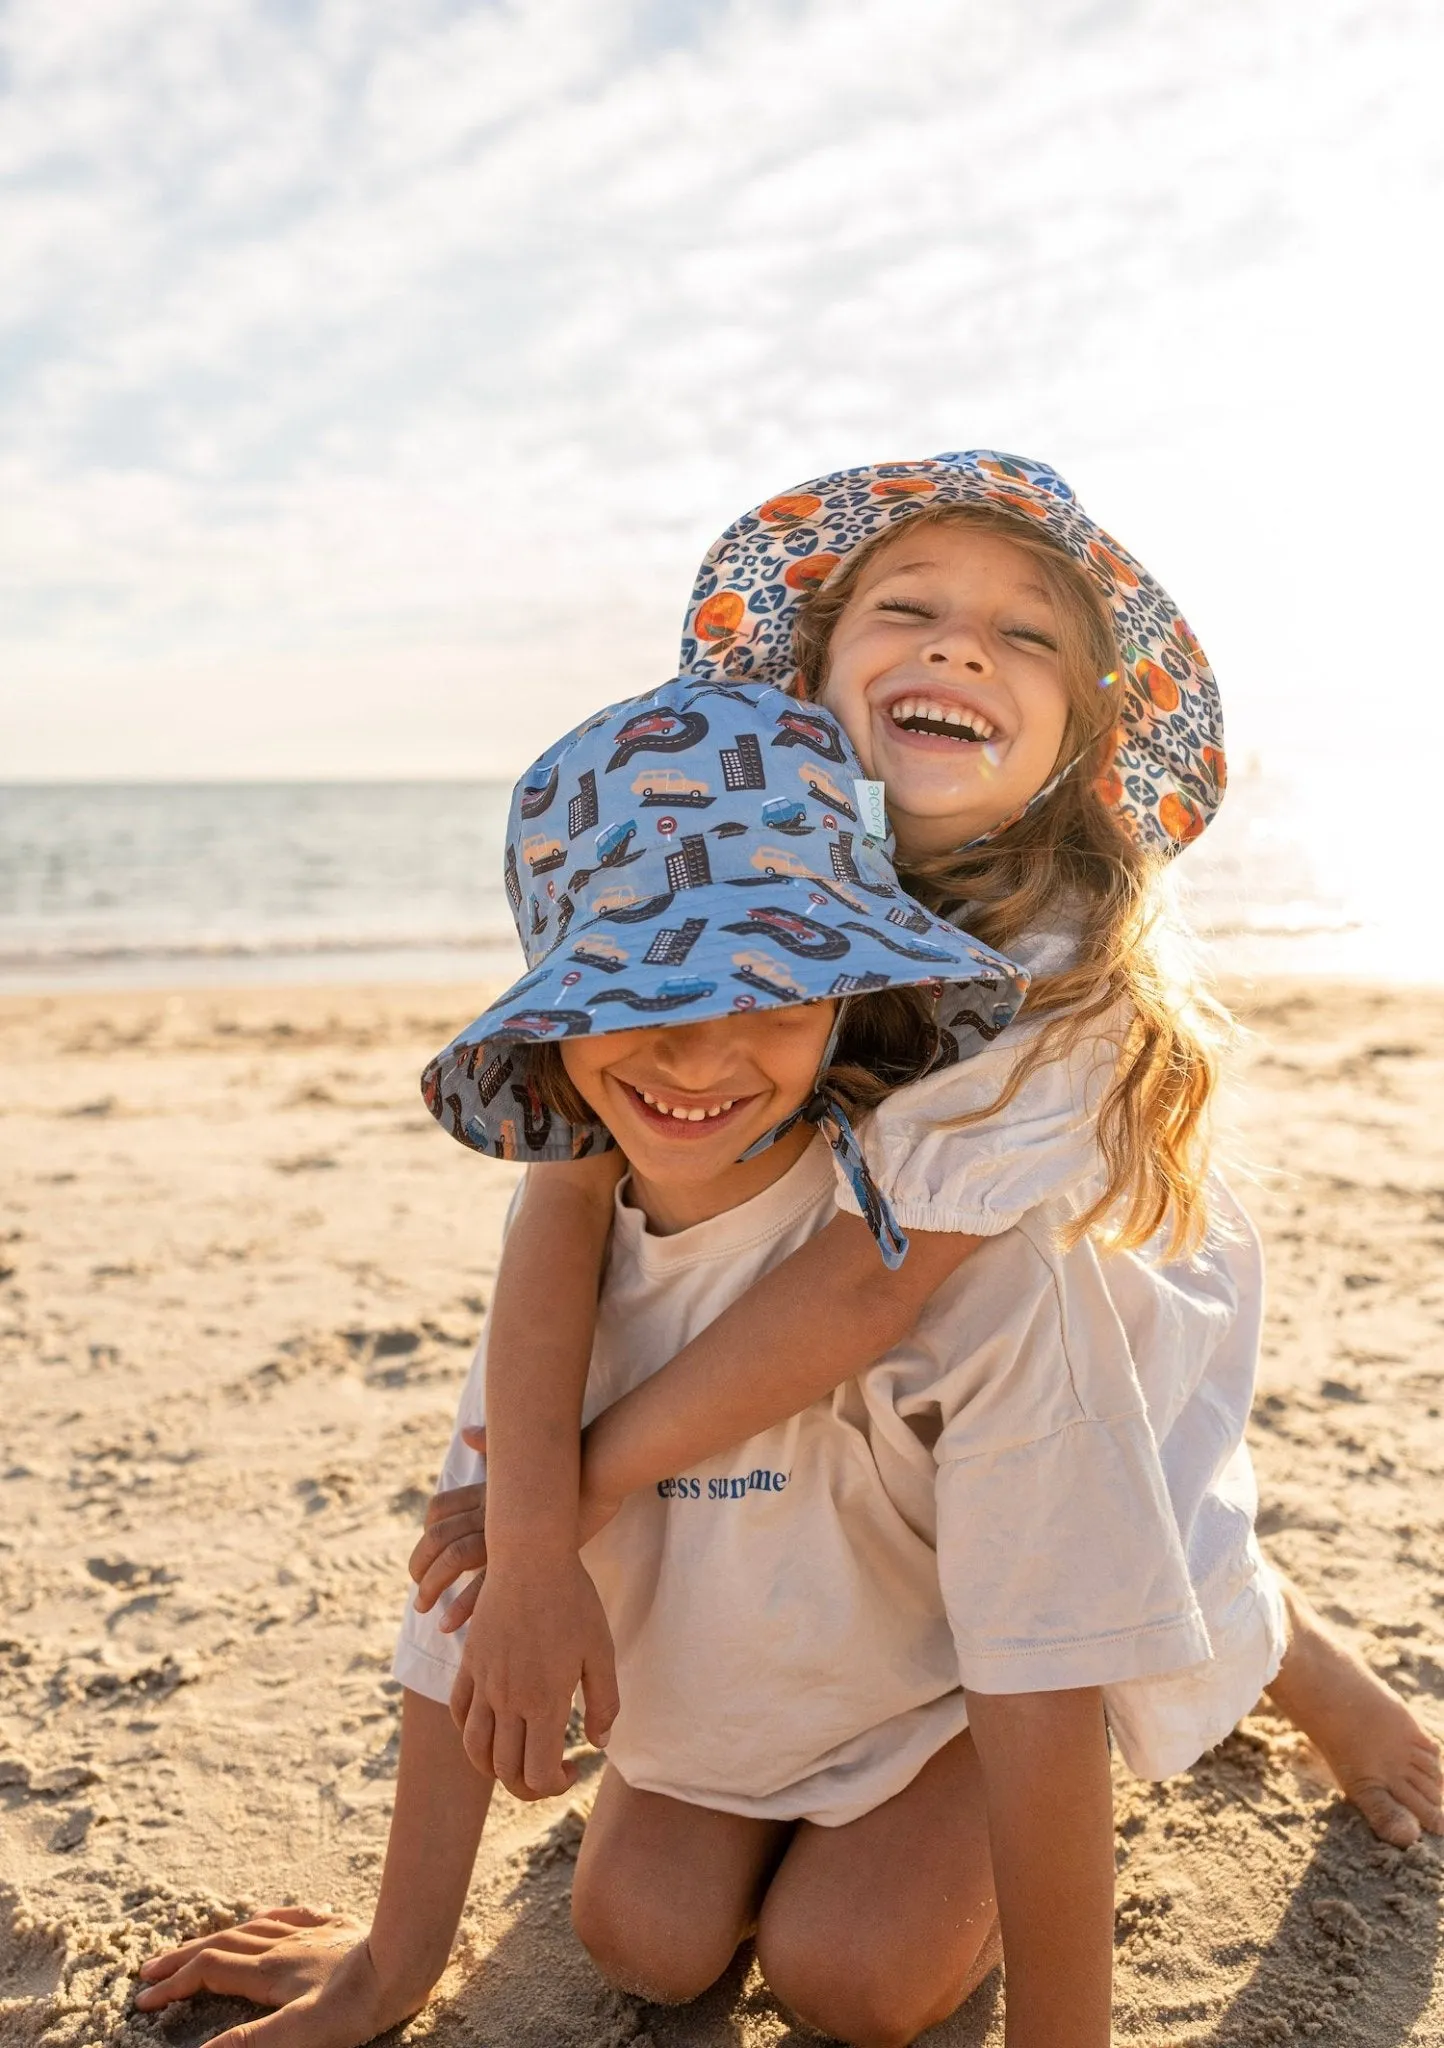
[{"x1": 395, "y1": 1119, "x2": 1282, "y2": 1823}]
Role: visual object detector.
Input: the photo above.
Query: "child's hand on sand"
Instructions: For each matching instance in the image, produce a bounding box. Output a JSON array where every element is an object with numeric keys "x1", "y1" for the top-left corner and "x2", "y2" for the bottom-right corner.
[{"x1": 134, "y1": 1905, "x2": 428, "y2": 2046}]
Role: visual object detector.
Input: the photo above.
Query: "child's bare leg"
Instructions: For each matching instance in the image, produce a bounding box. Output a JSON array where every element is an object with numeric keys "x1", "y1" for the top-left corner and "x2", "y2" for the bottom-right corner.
[
  {"x1": 1265, "y1": 1575, "x2": 1443, "y2": 1847},
  {"x1": 756, "y1": 1729, "x2": 998, "y2": 2048},
  {"x1": 571, "y1": 1766, "x2": 789, "y2": 2004}
]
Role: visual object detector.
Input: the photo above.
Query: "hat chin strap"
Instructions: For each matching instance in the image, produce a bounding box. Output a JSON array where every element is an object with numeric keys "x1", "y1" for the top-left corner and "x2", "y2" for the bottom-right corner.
[{"x1": 735, "y1": 1004, "x2": 910, "y2": 1270}]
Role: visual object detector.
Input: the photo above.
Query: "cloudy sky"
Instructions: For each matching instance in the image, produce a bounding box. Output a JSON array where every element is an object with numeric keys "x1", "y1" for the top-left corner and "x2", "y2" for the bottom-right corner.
[{"x1": 2, "y1": 0, "x2": 1440, "y2": 780}]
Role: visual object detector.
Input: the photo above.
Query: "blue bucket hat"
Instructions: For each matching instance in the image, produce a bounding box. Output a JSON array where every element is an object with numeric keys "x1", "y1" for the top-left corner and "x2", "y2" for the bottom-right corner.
[{"x1": 422, "y1": 679, "x2": 1029, "y2": 1265}]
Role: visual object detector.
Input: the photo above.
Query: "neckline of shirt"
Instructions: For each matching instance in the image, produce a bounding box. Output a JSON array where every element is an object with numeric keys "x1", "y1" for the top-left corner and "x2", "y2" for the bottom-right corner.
[{"x1": 613, "y1": 1135, "x2": 835, "y2": 1275}]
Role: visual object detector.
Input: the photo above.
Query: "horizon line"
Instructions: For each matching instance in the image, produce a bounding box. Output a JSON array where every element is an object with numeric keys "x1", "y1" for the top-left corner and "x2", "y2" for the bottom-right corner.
[{"x1": 0, "y1": 773, "x2": 519, "y2": 789}]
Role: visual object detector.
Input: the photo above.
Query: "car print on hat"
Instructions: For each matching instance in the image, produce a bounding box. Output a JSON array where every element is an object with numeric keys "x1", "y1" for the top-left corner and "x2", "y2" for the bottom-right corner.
[{"x1": 421, "y1": 679, "x2": 1029, "y2": 1262}]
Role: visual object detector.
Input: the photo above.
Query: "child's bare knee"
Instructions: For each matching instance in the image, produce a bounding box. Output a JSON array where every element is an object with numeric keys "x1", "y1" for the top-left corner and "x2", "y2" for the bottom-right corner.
[
  {"x1": 571, "y1": 1883, "x2": 732, "y2": 2007},
  {"x1": 757, "y1": 1925, "x2": 918, "y2": 2048}
]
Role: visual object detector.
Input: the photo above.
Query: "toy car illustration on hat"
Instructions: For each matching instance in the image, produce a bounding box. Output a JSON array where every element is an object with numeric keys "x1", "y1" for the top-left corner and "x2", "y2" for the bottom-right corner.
[{"x1": 422, "y1": 678, "x2": 1029, "y2": 1172}]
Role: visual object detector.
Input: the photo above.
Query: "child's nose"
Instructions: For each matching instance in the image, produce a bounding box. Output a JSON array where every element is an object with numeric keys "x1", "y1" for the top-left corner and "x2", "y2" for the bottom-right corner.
[
  {"x1": 651, "y1": 1016, "x2": 734, "y2": 1079},
  {"x1": 922, "y1": 620, "x2": 991, "y2": 675}
]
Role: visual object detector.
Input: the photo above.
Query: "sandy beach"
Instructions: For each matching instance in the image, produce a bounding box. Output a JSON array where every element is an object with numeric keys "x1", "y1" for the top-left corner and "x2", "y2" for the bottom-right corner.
[{"x1": 1, "y1": 975, "x2": 1441, "y2": 2048}]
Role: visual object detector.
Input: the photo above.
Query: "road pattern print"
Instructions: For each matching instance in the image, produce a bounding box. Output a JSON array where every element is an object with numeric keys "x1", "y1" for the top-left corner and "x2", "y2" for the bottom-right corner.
[{"x1": 421, "y1": 679, "x2": 1028, "y2": 1169}]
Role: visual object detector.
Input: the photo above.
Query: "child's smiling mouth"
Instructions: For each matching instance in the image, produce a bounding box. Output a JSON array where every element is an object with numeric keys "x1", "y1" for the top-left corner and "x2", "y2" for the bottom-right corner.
[
  {"x1": 879, "y1": 688, "x2": 1004, "y2": 750},
  {"x1": 619, "y1": 1081, "x2": 755, "y2": 1137}
]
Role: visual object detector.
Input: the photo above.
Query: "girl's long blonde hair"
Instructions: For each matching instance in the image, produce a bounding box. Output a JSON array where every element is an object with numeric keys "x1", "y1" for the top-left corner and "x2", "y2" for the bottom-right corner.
[{"x1": 794, "y1": 500, "x2": 1229, "y2": 1256}]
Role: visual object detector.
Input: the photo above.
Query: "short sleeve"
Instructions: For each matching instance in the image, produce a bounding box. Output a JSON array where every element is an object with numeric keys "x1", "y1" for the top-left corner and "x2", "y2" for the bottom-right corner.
[
  {"x1": 935, "y1": 1414, "x2": 1211, "y2": 1693},
  {"x1": 834, "y1": 1012, "x2": 1121, "y2": 1237},
  {"x1": 906, "y1": 1226, "x2": 1211, "y2": 1694}
]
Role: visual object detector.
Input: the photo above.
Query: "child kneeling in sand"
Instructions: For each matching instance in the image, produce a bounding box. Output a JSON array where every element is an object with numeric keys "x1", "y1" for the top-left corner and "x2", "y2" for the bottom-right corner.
[
  {"x1": 418, "y1": 450, "x2": 1442, "y2": 1863},
  {"x1": 139, "y1": 680, "x2": 1283, "y2": 2048}
]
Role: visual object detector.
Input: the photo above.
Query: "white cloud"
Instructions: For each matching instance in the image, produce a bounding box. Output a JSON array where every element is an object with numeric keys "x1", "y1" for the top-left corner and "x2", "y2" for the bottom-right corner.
[{"x1": 1, "y1": 0, "x2": 1440, "y2": 776}]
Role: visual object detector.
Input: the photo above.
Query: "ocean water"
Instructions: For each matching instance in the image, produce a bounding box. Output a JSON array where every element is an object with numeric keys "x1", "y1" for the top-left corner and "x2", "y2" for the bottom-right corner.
[
  {"x1": 0, "y1": 782, "x2": 521, "y2": 992},
  {"x1": 0, "y1": 764, "x2": 1436, "y2": 994}
]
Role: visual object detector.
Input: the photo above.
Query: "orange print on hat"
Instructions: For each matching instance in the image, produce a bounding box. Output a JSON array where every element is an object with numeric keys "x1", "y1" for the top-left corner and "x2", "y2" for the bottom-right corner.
[
  {"x1": 693, "y1": 591, "x2": 746, "y2": 643},
  {"x1": 1087, "y1": 537, "x2": 1140, "y2": 590},
  {"x1": 1135, "y1": 656, "x2": 1181, "y2": 714},
  {"x1": 869, "y1": 477, "x2": 937, "y2": 500},
  {"x1": 990, "y1": 487, "x2": 1051, "y2": 521},
  {"x1": 1171, "y1": 615, "x2": 1206, "y2": 667},
  {"x1": 976, "y1": 457, "x2": 1031, "y2": 485},
  {"x1": 1158, "y1": 791, "x2": 1206, "y2": 844},
  {"x1": 783, "y1": 552, "x2": 841, "y2": 592},
  {"x1": 758, "y1": 493, "x2": 822, "y2": 527},
  {"x1": 1094, "y1": 763, "x2": 1125, "y2": 809}
]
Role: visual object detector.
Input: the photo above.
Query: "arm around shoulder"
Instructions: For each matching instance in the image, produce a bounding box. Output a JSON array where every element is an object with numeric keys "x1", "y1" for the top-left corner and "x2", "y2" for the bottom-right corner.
[{"x1": 582, "y1": 1207, "x2": 984, "y2": 1510}]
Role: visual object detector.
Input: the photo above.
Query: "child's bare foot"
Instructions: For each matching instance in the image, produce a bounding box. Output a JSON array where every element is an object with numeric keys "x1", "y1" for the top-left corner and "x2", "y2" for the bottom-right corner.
[{"x1": 1265, "y1": 1579, "x2": 1444, "y2": 1847}]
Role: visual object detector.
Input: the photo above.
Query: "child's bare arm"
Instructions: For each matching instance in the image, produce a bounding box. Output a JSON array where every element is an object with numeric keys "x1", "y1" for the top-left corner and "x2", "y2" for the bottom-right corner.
[
  {"x1": 455, "y1": 1153, "x2": 622, "y2": 1802},
  {"x1": 964, "y1": 1686, "x2": 1114, "y2": 2048},
  {"x1": 482, "y1": 1153, "x2": 620, "y2": 1562},
  {"x1": 134, "y1": 1691, "x2": 492, "y2": 2045},
  {"x1": 582, "y1": 1209, "x2": 983, "y2": 1513}
]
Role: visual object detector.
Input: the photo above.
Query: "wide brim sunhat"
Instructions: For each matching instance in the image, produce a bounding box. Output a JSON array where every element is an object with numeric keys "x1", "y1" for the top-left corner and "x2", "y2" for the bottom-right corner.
[
  {"x1": 677, "y1": 449, "x2": 1225, "y2": 854},
  {"x1": 423, "y1": 678, "x2": 1028, "y2": 1169}
]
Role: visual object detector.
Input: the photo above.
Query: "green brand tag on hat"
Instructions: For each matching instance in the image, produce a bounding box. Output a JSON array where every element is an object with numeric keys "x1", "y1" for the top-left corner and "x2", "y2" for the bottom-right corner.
[{"x1": 852, "y1": 779, "x2": 888, "y2": 840}]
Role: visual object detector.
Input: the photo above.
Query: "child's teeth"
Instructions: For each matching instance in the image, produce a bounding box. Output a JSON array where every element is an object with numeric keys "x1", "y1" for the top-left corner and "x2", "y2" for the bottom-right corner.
[
  {"x1": 890, "y1": 698, "x2": 997, "y2": 739},
  {"x1": 639, "y1": 1088, "x2": 735, "y2": 1120}
]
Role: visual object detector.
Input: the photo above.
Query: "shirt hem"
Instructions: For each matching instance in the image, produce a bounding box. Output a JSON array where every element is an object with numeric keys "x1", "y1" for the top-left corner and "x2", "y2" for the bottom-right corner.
[
  {"x1": 606, "y1": 1691, "x2": 973, "y2": 1827},
  {"x1": 392, "y1": 1636, "x2": 459, "y2": 1707},
  {"x1": 1106, "y1": 1574, "x2": 1288, "y2": 1779},
  {"x1": 956, "y1": 1612, "x2": 1212, "y2": 1695}
]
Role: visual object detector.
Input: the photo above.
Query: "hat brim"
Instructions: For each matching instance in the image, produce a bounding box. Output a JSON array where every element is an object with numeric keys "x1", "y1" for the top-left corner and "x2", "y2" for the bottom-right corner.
[{"x1": 422, "y1": 873, "x2": 1027, "y2": 1162}]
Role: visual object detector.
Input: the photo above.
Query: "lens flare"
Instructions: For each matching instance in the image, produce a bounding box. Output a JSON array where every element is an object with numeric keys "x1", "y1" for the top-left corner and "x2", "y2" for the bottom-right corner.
[
  {"x1": 978, "y1": 741, "x2": 1002, "y2": 779},
  {"x1": 1099, "y1": 671, "x2": 1118, "y2": 689}
]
